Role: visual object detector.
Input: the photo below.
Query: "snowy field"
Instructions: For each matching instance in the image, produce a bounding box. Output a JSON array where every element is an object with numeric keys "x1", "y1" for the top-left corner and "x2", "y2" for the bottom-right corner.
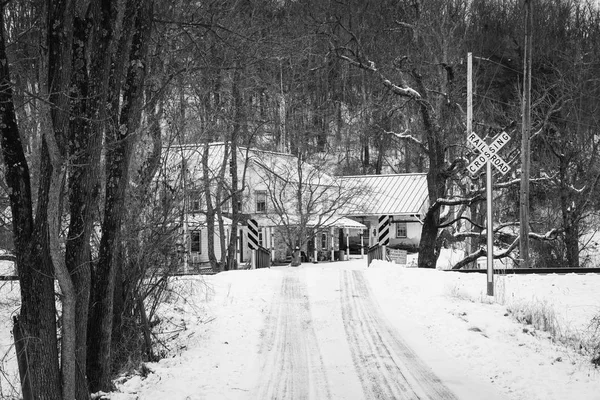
[{"x1": 0, "y1": 257, "x2": 598, "y2": 399}]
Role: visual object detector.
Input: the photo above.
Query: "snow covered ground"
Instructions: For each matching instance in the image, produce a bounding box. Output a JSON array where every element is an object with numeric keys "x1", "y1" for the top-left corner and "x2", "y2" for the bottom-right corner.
[
  {"x1": 112, "y1": 256, "x2": 599, "y2": 400},
  {"x1": 0, "y1": 256, "x2": 599, "y2": 399}
]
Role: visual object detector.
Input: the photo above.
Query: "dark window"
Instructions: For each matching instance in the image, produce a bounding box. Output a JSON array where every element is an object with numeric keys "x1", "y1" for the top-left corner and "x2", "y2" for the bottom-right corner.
[
  {"x1": 255, "y1": 191, "x2": 267, "y2": 213},
  {"x1": 321, "y1": 233, "x2": 327, "y2": 249},
  {"x1": 190, "y1": 231, "x2": 201, "y2": 253},
  {"x1": 188, "y1": 190, "x2": 202, "y2": 212},
  {"x1": 396, "y1": 222, "x2": 407, "y2": 238}
]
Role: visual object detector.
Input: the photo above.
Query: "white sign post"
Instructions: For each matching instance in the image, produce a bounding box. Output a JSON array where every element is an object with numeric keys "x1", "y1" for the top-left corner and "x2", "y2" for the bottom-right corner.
[
  {"x1": 378, "y1": 215, "x2": 391, "y2": 261},
  {"x1": 247, "y1": 219, "x2": 259, "y2": 269},
  {"x1": 467, "y1": 131, "x2": 511, "y2": 296}
]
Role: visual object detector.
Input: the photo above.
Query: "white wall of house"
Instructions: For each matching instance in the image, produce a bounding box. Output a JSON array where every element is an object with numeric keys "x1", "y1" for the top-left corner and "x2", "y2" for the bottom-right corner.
[
  {"x1": 361, "y1": 216, "x2": 422, "y2": 249},
  {"x1": 188, "y1": 226, "x2": 229, "y2": 264}
]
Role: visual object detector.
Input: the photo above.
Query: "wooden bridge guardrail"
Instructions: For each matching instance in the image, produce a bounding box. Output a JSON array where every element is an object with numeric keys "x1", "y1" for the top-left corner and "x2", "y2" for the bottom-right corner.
[
  {"x1": 367, "y1": 244, "x2": 384, "y2": 266},
  {"x1": 255, "y1": 245, "x2": 271, "y2": 269}
]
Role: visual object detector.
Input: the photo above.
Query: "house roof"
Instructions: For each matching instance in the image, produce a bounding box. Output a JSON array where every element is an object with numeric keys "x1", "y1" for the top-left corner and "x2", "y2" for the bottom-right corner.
[
  {"x1": 163, "y1": 144, "x2": 428, "y2": 219},
  {"x1": 164, "y1": 143, "x2": 334, "y2": 187},
  {"x1": 339, "y1": 174, "x2": 428, "y2": 217},
  {"x1": 327, "y1": 216, "x2": 367, "y2": 229}
]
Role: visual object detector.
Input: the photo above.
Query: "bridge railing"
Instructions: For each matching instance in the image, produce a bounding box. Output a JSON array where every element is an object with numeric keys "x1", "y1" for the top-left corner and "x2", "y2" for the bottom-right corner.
[
  {"x1": 255, "y1": 245, "x2": 271, "y2": 269},
  {"x1": 367, "y1": 244, "x2": 384, "y2": 266}
]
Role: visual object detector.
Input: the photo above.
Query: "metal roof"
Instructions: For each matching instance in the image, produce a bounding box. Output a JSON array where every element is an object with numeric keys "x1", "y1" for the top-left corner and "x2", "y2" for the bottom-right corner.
[
  {"x1": 339, "y1": 174, "x2": 428, "y2": 216},
  {"x1": 164, "y1": 143, "x2": 334, "y2": 187}
]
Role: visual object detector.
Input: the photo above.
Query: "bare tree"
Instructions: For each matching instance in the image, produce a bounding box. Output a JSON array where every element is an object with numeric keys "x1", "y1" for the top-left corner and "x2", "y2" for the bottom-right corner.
[{"x1": 255, "y1": 149, "x2": 363, "y2": 254}]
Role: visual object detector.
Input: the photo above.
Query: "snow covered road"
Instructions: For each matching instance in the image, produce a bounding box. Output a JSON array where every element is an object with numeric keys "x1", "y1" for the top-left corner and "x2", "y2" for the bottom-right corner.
[
  {"x1": 253, "y1": 267, "x2": 460, "y2": 399},
  {"x1": 339, "y1": 269, "x2": 457, "y2": 399},
  {"x1": 253, "y1": 272, "x2": 331, "y2": 399},
  {"x1": 127, "y1": 262, "x2": 505, "y2": 399},
  {"x1": 126, "y1": 259, "x2": 600, "y2": 399}
]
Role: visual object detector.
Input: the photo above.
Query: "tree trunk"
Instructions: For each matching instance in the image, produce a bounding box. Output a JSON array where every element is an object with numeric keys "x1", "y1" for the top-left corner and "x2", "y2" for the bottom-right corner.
[
  {"x1": 558, "y1": 157, "x2": 580, "y2": 268},
  {"x1": 87, "y1": 0, "x2": 153, "y2": 391},
  {"x1": 76, "y1": 0, "x2": 123, "y2": 393},
  {"x1": 415, "y1": 73, "x2": 447, "y2": 269},
  {"x1": 64, "y1": 13, "x2": 103, "y2": 399},
  {"x1": 226, "y1": 140, "x2": 240, "y2": 271},
  {"x1": 217, "y1": 143, "x2": 231, "y2": 271},
  {"x1": 203, "y1": 143, "x2": 219, "y2": 270},
  {"x1": 45, "y1": 135, "x2": 76, "y2": 400},
  {"x1": 44, "y1": 0, "x2": 80, "y2": 397},
  {"x1": 0, "y1": 5, "x2": 62, "y2": 398},
  {"x1": 564, "y1": 217, "x2": 580, "y2": 268},
  {"x1": 226, "y1": 66, "x2": 246, "y2": 271},
  {"x1": 418, "y1": 207, "x2": 441, "y2": 268}
]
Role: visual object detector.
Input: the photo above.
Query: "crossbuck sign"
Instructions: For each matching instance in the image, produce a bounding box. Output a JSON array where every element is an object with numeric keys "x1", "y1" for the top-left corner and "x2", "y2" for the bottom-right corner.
[{"x1": 467, "y1": 131, "x2": 511, "y2": 175}]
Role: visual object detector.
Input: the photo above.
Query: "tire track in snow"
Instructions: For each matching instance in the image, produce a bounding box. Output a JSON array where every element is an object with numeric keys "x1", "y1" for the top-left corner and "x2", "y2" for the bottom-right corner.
[
  {"x1": 340, "y1": 270, "x2": 458, "y2": 400},
  {"x1": 254, "y1": 271, "x2": 331, "y2": 399}
]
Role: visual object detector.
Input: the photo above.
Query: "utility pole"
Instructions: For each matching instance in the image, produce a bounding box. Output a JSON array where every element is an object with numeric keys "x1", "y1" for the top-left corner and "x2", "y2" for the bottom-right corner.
[
  {"x1": 469, "y1": 52, "x2": 494, "y2": 295},
  {"x1": 466, "y1": 53, "x2": 474, "y2": 268},
  {"x1": 520, "y1": 0, "x2": 532, "y2": 268},
  {"x1": 467, "y1": 53, "x2": 514, "y2": 296}
]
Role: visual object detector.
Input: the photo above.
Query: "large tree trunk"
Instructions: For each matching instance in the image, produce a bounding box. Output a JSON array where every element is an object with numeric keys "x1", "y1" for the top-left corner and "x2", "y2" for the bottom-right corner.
[
  {"x1": 418, "y1": 207, "x2": 441, "y2": 268},
  {"x1": 44, "y1": 0, "x2": 79, "y2": 397},
  {"x1": 87, "y1": 0, "x2": 152, "y2": 391},
  {"x1": 64, "y1": 25, "x2": 94, "y2": 400},
  {"x1": 74, "y1": 0, "x2": 122, "y2": 393},
  {"x1": 0, "y1": 7, "x2": 62, "y2": 397},
  {"x1": 415, "y1": 73, "x2": 448, "y2": 269}
]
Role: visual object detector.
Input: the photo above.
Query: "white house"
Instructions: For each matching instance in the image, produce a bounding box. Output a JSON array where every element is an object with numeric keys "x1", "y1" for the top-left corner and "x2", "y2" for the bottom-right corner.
[
  {"x1": 163, "y1": 143, "x2": 365, "y2": 266},
  {"x1": 162, "y1": 143, "x2": 429, "y2": 268}
]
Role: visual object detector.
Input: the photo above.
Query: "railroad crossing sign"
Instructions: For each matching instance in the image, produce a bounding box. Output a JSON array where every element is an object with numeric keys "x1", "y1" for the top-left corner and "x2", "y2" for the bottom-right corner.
[
  {"x1": 378, "y1": 215, "x2": 391, "y2": 246},
  {"x1": 467, "y1": 131, "x2": 511, "y2": 175},
  {"x1": 247, "y1": 219, "x2": 259, "y2": 250}
]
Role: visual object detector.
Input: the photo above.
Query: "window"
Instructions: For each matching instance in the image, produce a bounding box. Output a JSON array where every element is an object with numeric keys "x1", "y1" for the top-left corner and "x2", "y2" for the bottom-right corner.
[
  {"x1": 396, "y1": 222, "x2": 407, "y2": 238},
  {"x1": 255, "y1": 191, "x2": 267, "y2": 213},
  {"x1": 321, "y1": 233, "x2": 327, "y2": 249},
  {"x1": 188, "y1": 190, "x2": 202, "y2": 212},
  {"x1": 259, "y1": 229, "x2": 264, "y2": 247},
  {"x1": 190, "y1": 231, "x2": 201, "y2": 253}
]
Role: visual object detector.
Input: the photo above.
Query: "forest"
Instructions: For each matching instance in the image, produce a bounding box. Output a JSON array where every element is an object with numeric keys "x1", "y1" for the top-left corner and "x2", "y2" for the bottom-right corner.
[{"x1": 0, "y1": 0, "x2": 599, "y2": 398}]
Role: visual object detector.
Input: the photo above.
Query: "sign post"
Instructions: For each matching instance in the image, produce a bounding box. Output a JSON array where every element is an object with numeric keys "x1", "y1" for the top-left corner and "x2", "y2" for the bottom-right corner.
[
  {"x1": 247, "y1": 219, "x2": 259, "y2": 269},
  {"x1": 466, "y1": 131, "x2": 511, "y2": 296},
  {"x1": 378, "y1": 215, "x2": 391, "y2": 261}
]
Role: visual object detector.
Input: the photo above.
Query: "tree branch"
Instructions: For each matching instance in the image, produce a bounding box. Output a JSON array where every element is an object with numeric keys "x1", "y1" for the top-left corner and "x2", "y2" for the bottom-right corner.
[
  {"x1": 336, "y1": 53, "x2": 421, "y2": 99},
  {"x1": 383, "y1": 129, "x2": 427, "y2": 153},
  {"x1": 451, "y1": 237, "x2": 519, "y2": 270}
]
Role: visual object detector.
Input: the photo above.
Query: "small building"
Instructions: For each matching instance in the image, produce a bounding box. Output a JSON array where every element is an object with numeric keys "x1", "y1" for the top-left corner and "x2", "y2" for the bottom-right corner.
[{"x1": 339, "y1": 174, "x2": 429, "y2": 253}]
